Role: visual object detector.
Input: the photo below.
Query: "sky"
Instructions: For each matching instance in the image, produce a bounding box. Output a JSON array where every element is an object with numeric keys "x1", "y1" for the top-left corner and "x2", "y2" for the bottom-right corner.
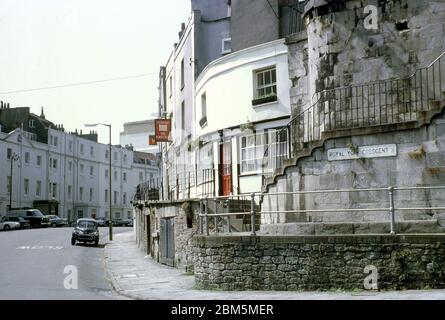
[{"x1": 0, "y1": 0, "x2": 191, "y2": 144}]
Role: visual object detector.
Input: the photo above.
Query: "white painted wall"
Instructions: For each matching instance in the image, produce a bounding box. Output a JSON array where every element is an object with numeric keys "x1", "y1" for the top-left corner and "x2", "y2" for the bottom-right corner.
[{"x1": 194, "y1": 39, "x2": 291, "y2": 137}]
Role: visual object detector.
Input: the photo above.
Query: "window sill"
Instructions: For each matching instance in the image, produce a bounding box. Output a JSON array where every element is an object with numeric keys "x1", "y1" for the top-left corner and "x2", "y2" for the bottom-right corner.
[
  {"x1": 239, "y1": 171, "x2": 262, "y2": 177},
  {"x1": 251, "y1": 95, "x2": 278, "y2": 106}
]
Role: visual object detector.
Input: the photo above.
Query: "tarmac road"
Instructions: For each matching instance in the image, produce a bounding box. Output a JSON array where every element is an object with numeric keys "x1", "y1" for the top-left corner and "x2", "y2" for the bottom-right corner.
[{"x1": 0, "y1": 226, "x2": 131, "y2": 300}]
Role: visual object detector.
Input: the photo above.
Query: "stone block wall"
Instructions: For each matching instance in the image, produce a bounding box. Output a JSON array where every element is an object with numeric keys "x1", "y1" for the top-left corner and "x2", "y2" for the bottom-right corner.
[
  {"x1": 133, "y1": 200, "x2": 201, "y2": 271},
  {"x1": 193, "y1": 234, "x2": 445, "y2": 291},
  {"x1": 304, "y1": 0, "x2": 445, "y2": 99},
  {"x1": 261, "y1": 107, "x2": 445, "y2": 229}
]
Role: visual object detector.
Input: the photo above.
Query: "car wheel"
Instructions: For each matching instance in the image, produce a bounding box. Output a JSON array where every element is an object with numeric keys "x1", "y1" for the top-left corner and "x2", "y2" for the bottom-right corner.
[
  {"x1": 71, "y1": 237, "x2": 76, "y2": 246},
  {"x1": 4, "y1": 225, "x2": 10, "y2": 231}
]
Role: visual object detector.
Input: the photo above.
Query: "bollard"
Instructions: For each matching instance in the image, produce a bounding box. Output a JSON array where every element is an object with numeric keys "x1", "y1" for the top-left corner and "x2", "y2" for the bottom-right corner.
[
  {"x1": 388, "y1": 186, "x2": 396, "y2": 234},
  {"x1": 251, "y1": 193, "x2": 256, "y2": 236}
]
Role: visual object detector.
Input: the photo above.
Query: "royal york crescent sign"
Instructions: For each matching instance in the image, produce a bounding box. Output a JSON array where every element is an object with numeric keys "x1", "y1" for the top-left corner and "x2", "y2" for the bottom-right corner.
[{"x1": 327, "y1": 144, "x2": 397, "y2": 161}]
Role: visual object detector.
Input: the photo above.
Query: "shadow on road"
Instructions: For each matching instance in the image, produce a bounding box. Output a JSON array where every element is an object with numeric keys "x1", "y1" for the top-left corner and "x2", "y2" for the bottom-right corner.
[{"x1": 74, "y1": 243, "x2": 106, "y2": 249}]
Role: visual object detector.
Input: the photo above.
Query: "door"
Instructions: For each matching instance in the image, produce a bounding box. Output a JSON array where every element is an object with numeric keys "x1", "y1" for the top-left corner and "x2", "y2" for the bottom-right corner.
[
  {"x1": 159, "y1": 217, "x2": 175, "y2": 266},
  {"x1": 219, "y1": 141, "x2": 232, "y2": 196}
]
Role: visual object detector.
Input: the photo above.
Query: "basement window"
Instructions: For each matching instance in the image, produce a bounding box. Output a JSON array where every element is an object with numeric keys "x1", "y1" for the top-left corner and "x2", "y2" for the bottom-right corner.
[
  {"x1": 186, "y1": 216, "x2": 193, "y2": 228},
  {"x1": 395, "y1": 21, "x2": 408, "y2": 31}
]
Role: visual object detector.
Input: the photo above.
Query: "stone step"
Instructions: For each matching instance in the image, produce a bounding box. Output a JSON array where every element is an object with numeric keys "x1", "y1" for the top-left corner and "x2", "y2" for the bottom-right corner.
[{"x1": 260, "y1": 220, "x2": 445, "y2": 235}]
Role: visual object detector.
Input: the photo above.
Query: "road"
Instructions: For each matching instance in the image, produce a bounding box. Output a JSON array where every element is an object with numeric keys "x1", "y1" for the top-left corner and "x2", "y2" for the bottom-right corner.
[{"x1": 0, "y1": 226, "x2": 131, "y2": 300}]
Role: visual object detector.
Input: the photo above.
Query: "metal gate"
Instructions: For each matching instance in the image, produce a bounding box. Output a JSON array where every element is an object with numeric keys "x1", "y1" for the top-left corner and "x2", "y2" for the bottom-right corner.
[{"x1": 159, "y1": 217, "x2": 175, "y2": 266}]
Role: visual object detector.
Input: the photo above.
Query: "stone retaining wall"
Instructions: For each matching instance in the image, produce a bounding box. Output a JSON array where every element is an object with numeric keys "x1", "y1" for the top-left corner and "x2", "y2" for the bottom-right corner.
[{"x1": 193, "y1": 234, "x2": 445, "y2": 291}]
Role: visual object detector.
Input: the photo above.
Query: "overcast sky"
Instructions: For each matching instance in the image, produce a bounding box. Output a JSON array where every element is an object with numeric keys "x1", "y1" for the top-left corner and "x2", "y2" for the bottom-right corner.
[{"x1": 0, "y1": 0, "x2": 190, "y2": 144}]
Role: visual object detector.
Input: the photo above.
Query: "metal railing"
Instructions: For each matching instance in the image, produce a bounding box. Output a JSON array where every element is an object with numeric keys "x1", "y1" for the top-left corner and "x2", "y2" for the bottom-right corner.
[
  {"x1": 262, "y1": 50, "x2": 445, "y2": 184},
  {"x1": 279, "y1": 0, "x2": 308, "y2": 38},
  {"x1": 198, "y1": 186, "x2": 445, "y2": 236},
  {"x1": 134, "y1": 178, "x2": 161, "y2": 201}
]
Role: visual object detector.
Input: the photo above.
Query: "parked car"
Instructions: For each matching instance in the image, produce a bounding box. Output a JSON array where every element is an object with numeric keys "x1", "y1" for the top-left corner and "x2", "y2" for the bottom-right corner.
[
  {"x1": 45, "y1": 215, "x2": 68, "y2": 227},
  {"x1": 1, "y1": 216, "x2": 30, "y2": 229},
  {"x1": 121, "y1": 219, "x2": 133, "y2": 227},
  {"x1": 0, "y1": 219, "x2": 20, "y2": 231},
  {"x1": 7, "y1": 209, "x2": 50, "y2": 228},
  {"x1": 111, "y1": 219, "x2": 125, "y2": 227},
  {"x1": 71, "y1": 219, "x2": 99, "y2": 247},
  {"x1": 95, "y1": 219, "x2": 106, "y2": 227}
]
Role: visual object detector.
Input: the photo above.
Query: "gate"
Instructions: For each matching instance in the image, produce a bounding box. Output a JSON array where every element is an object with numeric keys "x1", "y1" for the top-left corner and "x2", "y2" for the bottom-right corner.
[{"x1": 159, "y1": 217, "x2": 175, "y2": 266}]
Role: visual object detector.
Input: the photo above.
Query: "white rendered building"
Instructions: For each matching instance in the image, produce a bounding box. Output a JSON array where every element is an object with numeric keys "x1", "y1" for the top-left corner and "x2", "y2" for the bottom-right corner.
[{"x1": 0, "y1": 126, "x2": 159, "y2": 221}]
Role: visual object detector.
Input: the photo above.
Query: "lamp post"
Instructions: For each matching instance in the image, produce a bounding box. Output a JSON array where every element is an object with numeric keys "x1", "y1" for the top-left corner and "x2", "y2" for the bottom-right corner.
[
  {"x1": 85, "y1": 123, "x2": 113, "y2": 241},
  {"x1": 9, "y1": 152, "x2": 19, "y2": 210}
]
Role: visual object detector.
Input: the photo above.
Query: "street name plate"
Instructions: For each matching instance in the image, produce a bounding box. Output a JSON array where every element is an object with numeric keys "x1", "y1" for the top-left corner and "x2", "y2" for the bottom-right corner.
[{"x1": 328, "y1": 144, "x2": 397, "y2": 161}]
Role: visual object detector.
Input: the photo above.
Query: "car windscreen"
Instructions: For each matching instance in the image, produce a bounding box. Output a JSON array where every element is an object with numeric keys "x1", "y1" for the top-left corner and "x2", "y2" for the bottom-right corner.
[
  {"x1": 77, "y1": 221, "x2": 97, "y2": 229},
  {"x1": 30, "y1": 210, "x2": 44, "y2": 217}
]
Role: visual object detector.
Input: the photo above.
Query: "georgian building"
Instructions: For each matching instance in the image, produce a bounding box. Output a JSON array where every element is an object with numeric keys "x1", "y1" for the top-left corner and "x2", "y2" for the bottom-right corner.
[{"x1": 0, "y1": 104, "x2": 159, "y2": 221}]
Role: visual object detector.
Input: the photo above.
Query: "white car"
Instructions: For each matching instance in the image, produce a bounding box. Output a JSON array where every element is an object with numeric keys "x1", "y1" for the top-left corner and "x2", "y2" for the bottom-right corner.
[{"x1": 0, "y1": 221, "x2": 20, "y2": 231}]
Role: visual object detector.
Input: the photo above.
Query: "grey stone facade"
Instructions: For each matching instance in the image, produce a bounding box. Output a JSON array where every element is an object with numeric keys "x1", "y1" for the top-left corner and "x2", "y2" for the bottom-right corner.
[
  {"x1": 262, "y1": 109, "x2": 445, "y2": 231},
  {"x1": 193, "y1": 234, "x2": 445, "y2": 291},
  {"x1": 261, "y1": 0, "x2": 445, "y2": 233},
  {"x1": 304, "y1": 0, "x2": 445, "y2": 101},
  {"x1": 134, "y1": 200, "x2": 201, "y2": 271}
]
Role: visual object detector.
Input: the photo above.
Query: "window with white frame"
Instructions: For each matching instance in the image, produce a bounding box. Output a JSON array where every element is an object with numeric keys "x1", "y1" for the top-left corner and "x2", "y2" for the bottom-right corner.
[
  {"x1": 29, "y1": 119, "x2": 35, "y2": 128},
  {"x1": 80, "y1": 144, "x2": 84, "y2": 155},
  {"x1": 25, "y1": 152, "x2": 30, "y2": 165},
  {"x1": 37, "y1": 155, "x2": 42, "y2": 167},
  {"x1": 79, "y1": 187, "x2": 84, "y2": 201},
  {"x1": 240, "y1": 129, "x2": 288, "y2": 174},
  {"x1": 254, "y1": 67, "x2": 277, "y2": 99},
  {"x1": 222, "y1": 38, "x2": 232, "y2": 54},
  {"x1": 240, "y1": 134, "x2": 267, "y2": 174},
  {"x1": 197, "y1": 143, "x2": 213, "y2": 185},
  {"x1": 24, "y1": 179, "x2": 29, "y2": 196},
  {"x1": 36, "y1": 181, "x2": 42, "y2": 197}
]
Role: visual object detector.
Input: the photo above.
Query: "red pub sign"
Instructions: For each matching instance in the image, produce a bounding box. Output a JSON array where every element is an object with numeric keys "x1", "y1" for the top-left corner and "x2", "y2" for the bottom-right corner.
[
  {"x1": 154, "y1": 119, "x2": 171, "y2": 142},
  {"x1": 149, "y1": 135, "x2": 157, "y2": 145}
]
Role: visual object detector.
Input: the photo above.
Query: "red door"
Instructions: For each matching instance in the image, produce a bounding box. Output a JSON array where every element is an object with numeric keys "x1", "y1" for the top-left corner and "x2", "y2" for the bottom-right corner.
[{"x1": 219, "y1": 142, "x2": 232, "y2": 196}]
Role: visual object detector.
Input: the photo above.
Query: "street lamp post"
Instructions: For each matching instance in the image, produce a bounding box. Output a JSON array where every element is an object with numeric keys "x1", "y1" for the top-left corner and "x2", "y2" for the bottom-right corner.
[
  {"x1": 85, "y1": 123, "x2": 113, "y2": 241},
  {"x1": 9, "y1": 152, "x2": 19, "y2": 210}
]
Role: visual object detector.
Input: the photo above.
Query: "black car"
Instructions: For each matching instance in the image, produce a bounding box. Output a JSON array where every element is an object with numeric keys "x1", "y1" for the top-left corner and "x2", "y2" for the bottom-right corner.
[
  {"x1": 1, "y1": 216, "x2": 31, "y2": 229},
  {"x1": 6, "y1": 209, "x2": 50, "y2": 228},
  {"x1": 45, "y1": 215, "x2": 68, "y2": 227},
  {"x1": 71, "y1": 219, "x2": 99, "y2": 246}
]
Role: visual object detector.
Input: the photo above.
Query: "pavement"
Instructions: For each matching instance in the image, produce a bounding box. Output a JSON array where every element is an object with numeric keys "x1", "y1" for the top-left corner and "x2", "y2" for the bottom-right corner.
[{"x1": 105, "y1": 230, "x2": 445, "y2": 300}]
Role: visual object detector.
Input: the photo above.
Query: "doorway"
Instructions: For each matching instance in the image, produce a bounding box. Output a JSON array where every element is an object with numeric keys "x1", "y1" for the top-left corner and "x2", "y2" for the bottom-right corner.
[
  {"x1": 219, "y1": 141, "x2": 232, "y2": 196},
  {"x1": 159, "y1": 217, "x2": 175, "y2": 266}
]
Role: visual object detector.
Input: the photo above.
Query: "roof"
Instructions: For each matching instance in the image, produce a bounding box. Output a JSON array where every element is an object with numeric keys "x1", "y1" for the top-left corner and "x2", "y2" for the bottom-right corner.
[{"x1": 76, "y1": 218, "x2": 97, "y2": 222}]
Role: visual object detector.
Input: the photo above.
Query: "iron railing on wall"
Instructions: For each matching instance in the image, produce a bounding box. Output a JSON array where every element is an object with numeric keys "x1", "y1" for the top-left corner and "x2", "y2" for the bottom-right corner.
[
  {"x1": 198, "y1": 186, "x2": 445, "y2": 236},
  {"x1": 279, "y1": 0, "x2": 308, "y2": 38},
  {"x1": 134, "y1": 178, "x2": 161, "y2": 201},
  {"x1": 262, "y1": 51, "x2": 445, "y2": 184}
]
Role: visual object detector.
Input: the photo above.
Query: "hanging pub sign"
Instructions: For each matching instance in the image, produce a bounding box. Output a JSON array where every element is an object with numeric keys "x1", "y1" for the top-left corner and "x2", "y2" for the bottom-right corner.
[
  {"x1": 149, "y1": 135, "x2": 157, "y2": 145},
  {"x1": 155, "y1": 119, "x2": 171, "y2": 142}
]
